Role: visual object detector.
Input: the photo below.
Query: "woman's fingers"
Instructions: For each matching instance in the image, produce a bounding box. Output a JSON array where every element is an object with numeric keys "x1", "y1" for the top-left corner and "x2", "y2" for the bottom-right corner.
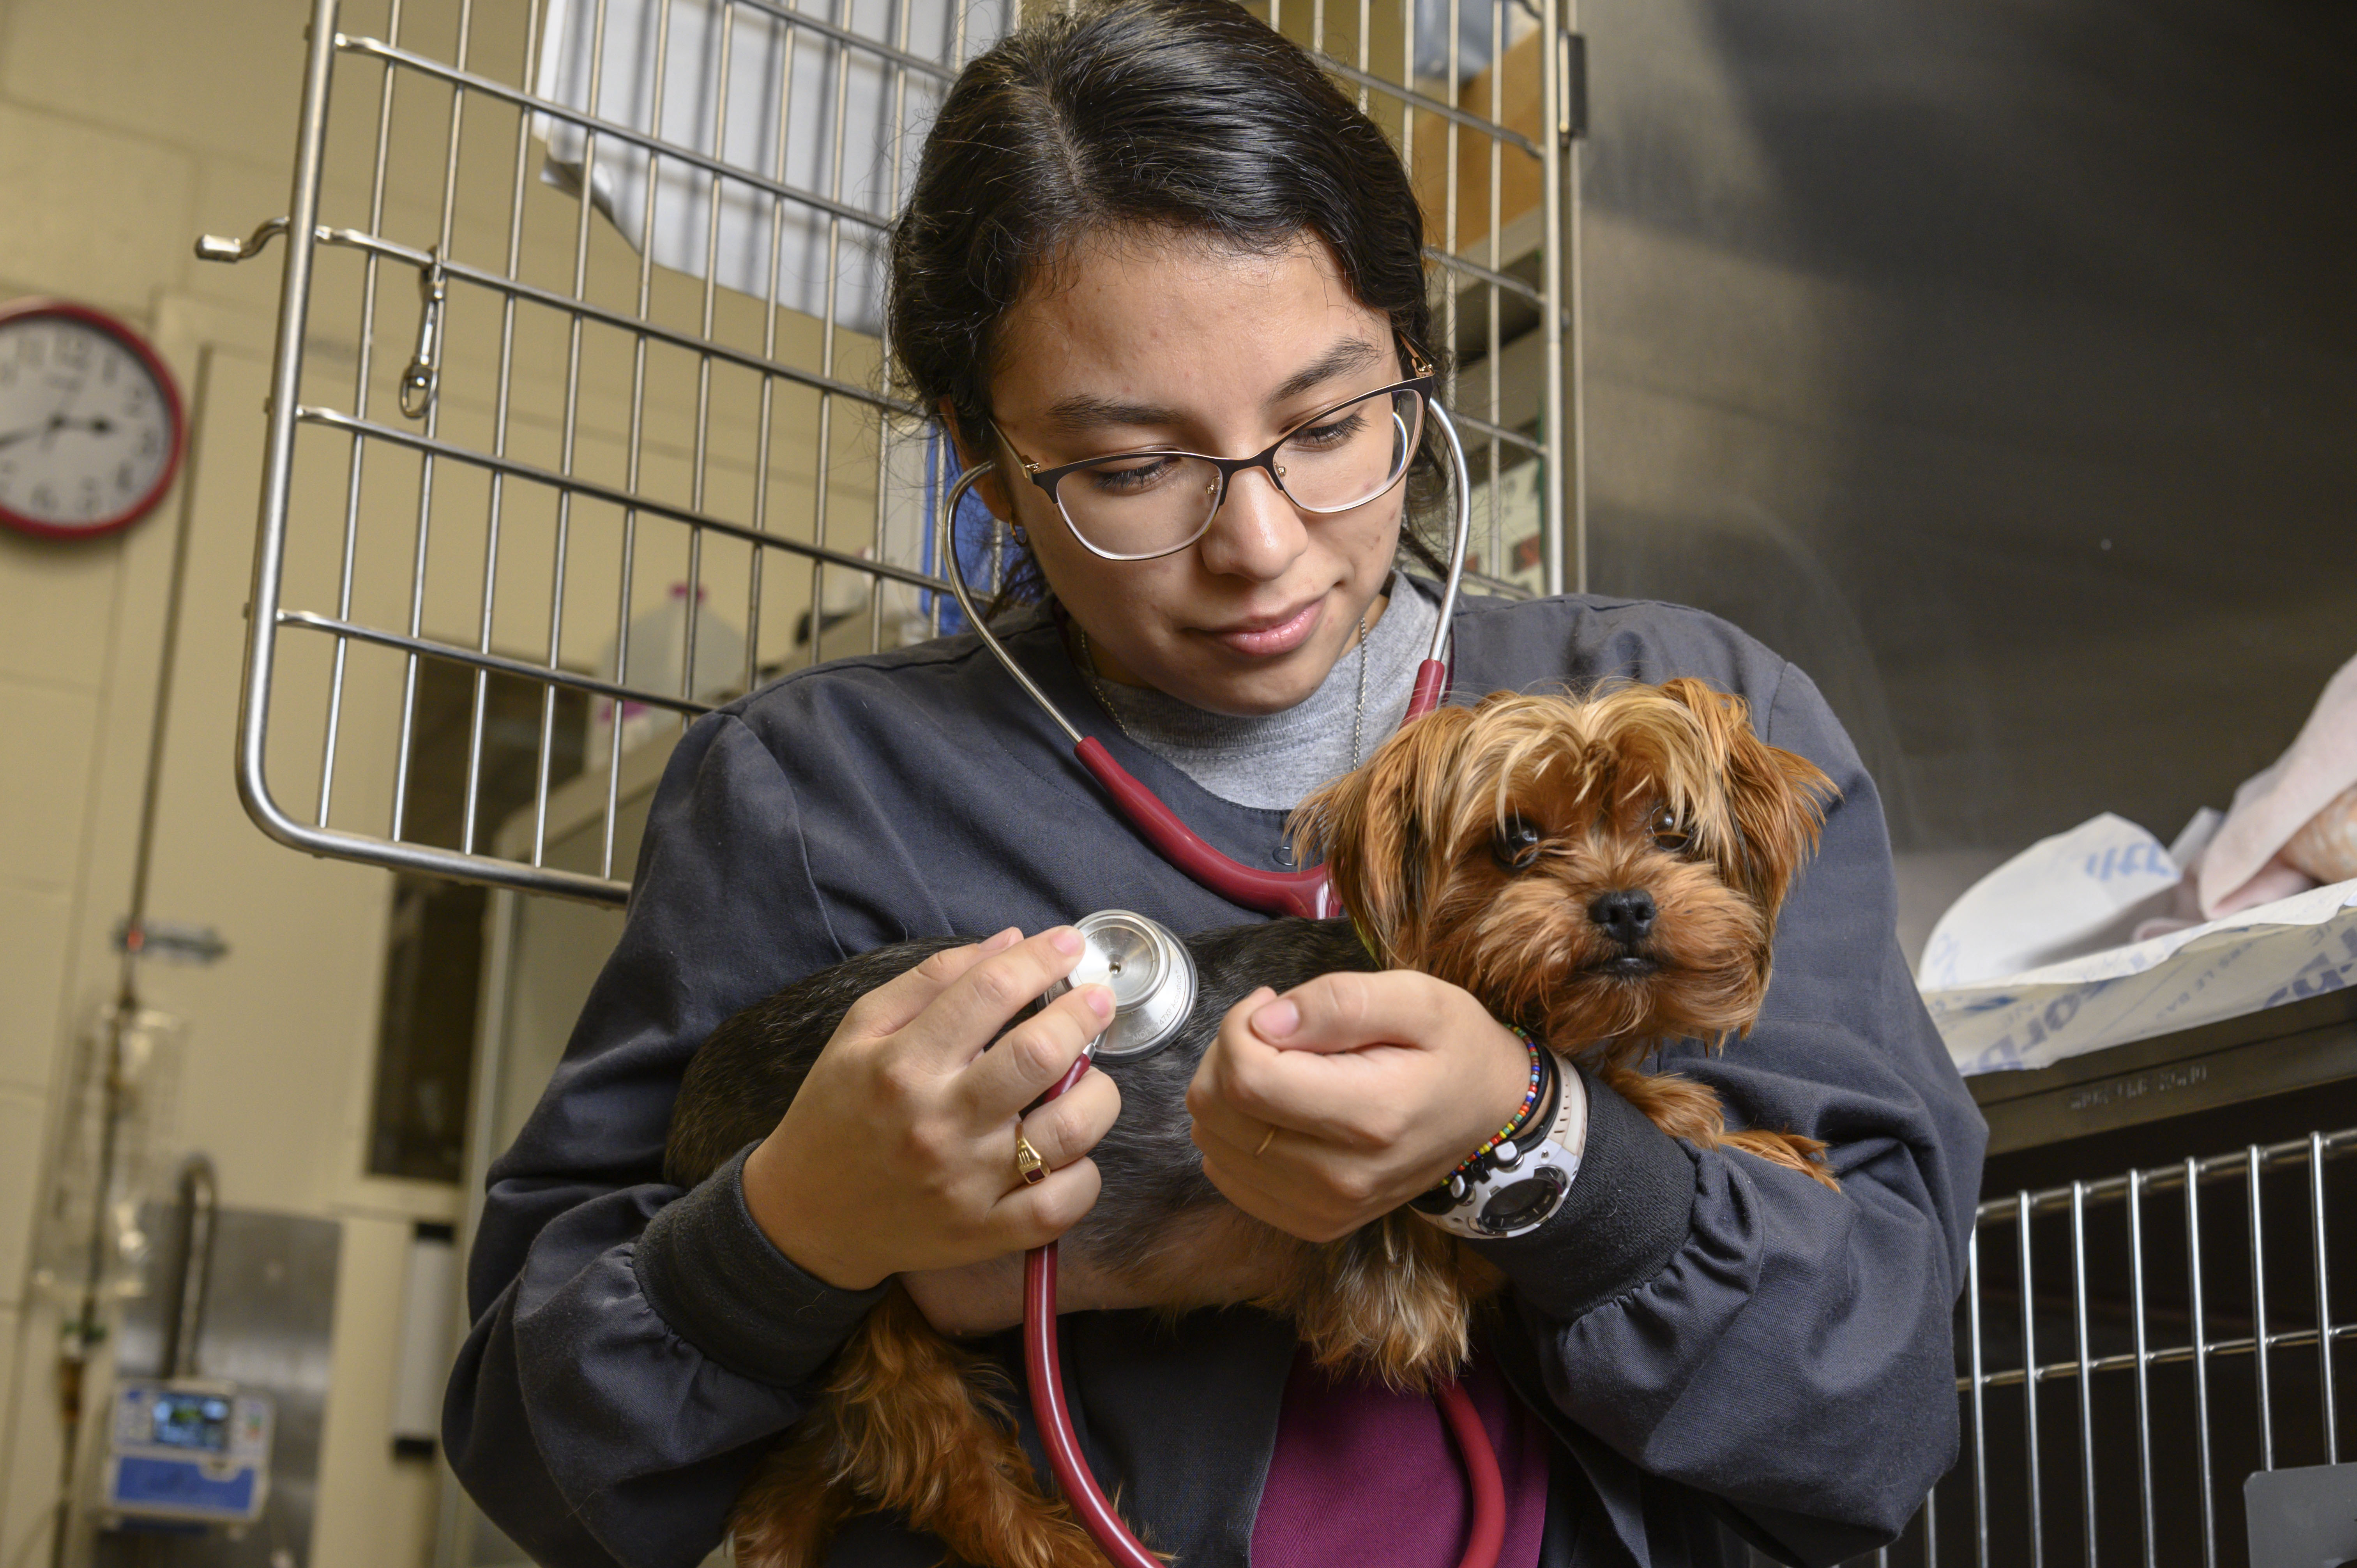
[
  {"x1": 899, "y1": 926, "x2": 1089, "y2": 1070},
  {"x1": 967, "y1": 1068, "x2": 1122, "y2": 1255},
  {"x1": 1191, "y1": 1082, "x2": 1382, "y2": 1239},
  {"x1": 1195, "y1": 1139, "x2": 1360, "y2": 1243},
  {"x1": 984, "y1": 1155, "x2": 1104, "y2": 1251},
  {"x1": 1011, "y1": 1066, "x2": 1122, "y2": 1171},
  {"x1": 747, "y1": 928, "x2": 1125, "y2": 1290},
  {"x1": 838, "y1": 927, "x2": 1022, "y2": 1043},
  {"x1": 1246, "y1": 968, "x2": 1438, "y2": 1058},
  {"x1": 954, "y1": 984, "x2": 1115, "y2": 1122},
  {"x1": 1188, "y1": 971, "x2": 1534, "y2": 1242},
  {"x1": 1192, "y1": 981, "x2": 1417, "y2": 1148}
]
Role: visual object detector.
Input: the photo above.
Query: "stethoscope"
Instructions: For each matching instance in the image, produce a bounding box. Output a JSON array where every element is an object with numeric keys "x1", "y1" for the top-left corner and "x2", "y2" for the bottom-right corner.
[
  {"x1": 933, "y1": 396, "x2": 1475, "y2": 921},
  {"x1": 935, "y1": 403, "x2": 1509, "y2": 1568}
]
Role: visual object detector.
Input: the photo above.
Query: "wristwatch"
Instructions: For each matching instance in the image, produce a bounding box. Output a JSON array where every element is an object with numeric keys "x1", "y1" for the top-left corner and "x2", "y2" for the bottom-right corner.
[{"x1": 1409, "y1": 1049, "x2": 1587, "y2": 1239}]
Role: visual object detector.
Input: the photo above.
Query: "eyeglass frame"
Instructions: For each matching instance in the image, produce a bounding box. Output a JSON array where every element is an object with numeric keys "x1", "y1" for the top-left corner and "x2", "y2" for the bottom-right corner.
[{"x1": 990, "y1": 345, "x2": 1440, "y2": 563}]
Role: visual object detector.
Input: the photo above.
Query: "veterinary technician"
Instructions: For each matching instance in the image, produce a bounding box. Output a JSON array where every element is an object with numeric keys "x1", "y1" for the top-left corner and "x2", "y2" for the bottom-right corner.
[{"x1": 445, "y1": 1, "x2": 1988, "y2": 1561}]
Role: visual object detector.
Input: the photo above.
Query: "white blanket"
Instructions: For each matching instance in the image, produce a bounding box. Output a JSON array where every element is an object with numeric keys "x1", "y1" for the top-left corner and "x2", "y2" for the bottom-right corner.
[{"x1": 1925, "y1": 875, "x2": 2357, "y2": 1075}]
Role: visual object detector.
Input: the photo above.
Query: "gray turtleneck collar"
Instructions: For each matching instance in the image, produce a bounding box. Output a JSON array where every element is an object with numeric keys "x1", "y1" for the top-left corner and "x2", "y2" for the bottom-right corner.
[{"x1": 1076, "y1": 574, "x2": 1443, "y2": 810}]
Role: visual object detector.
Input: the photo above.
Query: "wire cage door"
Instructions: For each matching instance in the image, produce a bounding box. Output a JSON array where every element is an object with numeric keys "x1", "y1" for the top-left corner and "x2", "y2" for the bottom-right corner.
[
  {"x1": 213, "y1": 0, "x2": 1582, "y2": 905},
  {"x1": 1851, "y1": 1126, "x2": 2357, "y2": 1568}
]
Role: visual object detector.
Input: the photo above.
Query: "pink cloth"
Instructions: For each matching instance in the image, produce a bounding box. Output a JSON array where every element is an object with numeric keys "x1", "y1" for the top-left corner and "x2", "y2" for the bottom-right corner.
[
  {"x1": 2196, "y1": 650, "x2": 2357, "y2": 917},
  {"x1": 1250, "y1": 1347, "x2": 1551, "y2": 1568}
]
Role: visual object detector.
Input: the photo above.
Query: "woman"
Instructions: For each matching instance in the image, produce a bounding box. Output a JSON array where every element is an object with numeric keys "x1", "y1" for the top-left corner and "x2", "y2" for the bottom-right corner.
[{"x1": 446, "y1": 2, "x2": 1985, "y2": 1564}]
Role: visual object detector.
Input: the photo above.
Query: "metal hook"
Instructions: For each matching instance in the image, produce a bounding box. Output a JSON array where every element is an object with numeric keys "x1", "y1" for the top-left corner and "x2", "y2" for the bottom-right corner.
[
  {"x1": 193, "y1": 216, "x2": 291, "y2": 264},
  {"x1": 399, "y1": 254, "x2": 448, "y2": 420},
  {"x1": 158, "y1": 1154, "x2": 219, "y2": 1380}
]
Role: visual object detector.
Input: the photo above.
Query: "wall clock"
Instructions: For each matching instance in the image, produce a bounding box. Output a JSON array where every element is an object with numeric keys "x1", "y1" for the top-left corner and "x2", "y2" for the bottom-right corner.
[{"x1": 0, "y1": 298, "x2": 187, "y2": 541}]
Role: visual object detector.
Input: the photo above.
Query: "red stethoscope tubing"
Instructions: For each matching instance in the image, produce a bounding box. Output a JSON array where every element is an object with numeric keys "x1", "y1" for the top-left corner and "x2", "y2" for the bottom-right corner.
[
  {"x1": 1038, "y1": 660, "x2": 1506, "y2": 1568},
  {"x1": 945, "y1": 402, "x2": 1498, "y2": 1566},
  {"x1": 1023, "y1": 1067, "x2": 1507, "y2": 1568},
  {"x1": 1068, "y1": 657, "x2": 1449, "y2": 920}
]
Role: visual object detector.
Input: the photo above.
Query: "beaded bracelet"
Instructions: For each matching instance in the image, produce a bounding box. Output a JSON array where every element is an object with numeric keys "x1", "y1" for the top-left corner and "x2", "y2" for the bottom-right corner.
[{"x1": 1446, "y1": 1027, "x2": 1549, "y2": 1184}]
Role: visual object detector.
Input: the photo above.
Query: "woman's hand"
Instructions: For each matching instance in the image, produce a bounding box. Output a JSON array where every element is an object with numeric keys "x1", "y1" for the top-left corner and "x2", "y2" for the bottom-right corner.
[
  {"x1": 741, "y1": 927, "x2": 1120, "y2": 1291},
  {"x1": 1186, "y1": 971, "x2": 1530, "y2": 1242}
]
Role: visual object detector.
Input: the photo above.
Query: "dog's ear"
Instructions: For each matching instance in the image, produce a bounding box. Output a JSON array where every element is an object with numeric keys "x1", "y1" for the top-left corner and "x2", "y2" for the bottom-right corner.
[
  {"x1": 1657, "y1": 678, "x2": 1838, "y2": 919},
  {"x1": 1292, "y1": 705, "x2": 1477, "y2": 964}
]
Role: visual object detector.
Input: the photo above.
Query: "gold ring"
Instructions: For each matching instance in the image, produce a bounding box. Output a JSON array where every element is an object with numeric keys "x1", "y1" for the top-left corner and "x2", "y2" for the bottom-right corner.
[
  {"x1": 1015, "y1": 1132, "x2": 1047, "y2": 1186},
  {"x1": 1254, "y1": 1125, "x2": 1278, "y2": 1158}
]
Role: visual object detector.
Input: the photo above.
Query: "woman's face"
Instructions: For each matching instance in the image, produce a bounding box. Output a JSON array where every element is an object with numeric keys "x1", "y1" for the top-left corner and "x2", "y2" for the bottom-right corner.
[{"x1": 975, "y1": 232, "x2": 1409, "y2": 717}]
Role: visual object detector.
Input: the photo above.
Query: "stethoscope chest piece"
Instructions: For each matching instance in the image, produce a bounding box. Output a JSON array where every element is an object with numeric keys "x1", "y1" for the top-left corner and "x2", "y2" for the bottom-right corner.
[{"x1": 1045, "y1": 909, "x2": 1196, "y2": 1062}]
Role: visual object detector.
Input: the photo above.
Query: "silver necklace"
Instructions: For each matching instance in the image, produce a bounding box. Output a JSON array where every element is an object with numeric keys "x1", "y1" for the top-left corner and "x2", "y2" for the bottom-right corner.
[
  {"x1": 1076, "y1": 614, "x2": 1373, "y2": 768},
  {"x1": 1349, "y1": 614, "x2": 1368, "y2": 768}
]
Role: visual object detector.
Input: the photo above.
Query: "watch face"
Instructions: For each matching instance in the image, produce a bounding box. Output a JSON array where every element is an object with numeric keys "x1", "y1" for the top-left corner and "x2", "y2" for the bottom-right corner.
[
  {"x1": 1474, "y1": 1164, "x2": 1569, "y2": 1236},
  {"x1": 0, "y1": 303, "x2": 184, "y2": 539}
]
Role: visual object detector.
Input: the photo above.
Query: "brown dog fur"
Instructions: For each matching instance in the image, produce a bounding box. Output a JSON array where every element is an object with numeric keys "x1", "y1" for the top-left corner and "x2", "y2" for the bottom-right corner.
[
  {"x1": 1294, "y1": 678, "x2": 1842, "y2": 1187},
  {"x1": 708, "y1": 678, "x2": 1838, "y2": 1568}
]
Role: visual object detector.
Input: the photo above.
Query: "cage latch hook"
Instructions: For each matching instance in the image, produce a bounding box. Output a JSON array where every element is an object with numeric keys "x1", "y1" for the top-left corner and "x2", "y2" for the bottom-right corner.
[
  {"x1": 193, "y1": 217, "x2": 291, "y2": 264},
  {"x1": 400, "y1": 254, "x2": 448, "y2": 420}
]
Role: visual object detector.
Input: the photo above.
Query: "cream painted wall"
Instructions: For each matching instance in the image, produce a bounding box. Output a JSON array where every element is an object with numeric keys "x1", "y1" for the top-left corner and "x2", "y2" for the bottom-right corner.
[
  {"x1": 0, "y1": 318, "x2": 450, "y2": 1568},
  {"x1": 0, "y1": 0, "x2": 369, "y2": 1531}
]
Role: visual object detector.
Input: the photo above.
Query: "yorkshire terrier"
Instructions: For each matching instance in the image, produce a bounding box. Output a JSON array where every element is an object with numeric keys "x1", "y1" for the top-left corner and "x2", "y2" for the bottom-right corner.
[{"x1": 665, "y1": 677, "x2": 1839, "y2": 1568}]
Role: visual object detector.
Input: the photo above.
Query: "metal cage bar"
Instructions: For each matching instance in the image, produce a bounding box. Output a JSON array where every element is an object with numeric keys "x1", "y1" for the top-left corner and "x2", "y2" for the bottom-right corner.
[{"x1": 218, "y1": 0, "x2": 1581, "y2": 904}]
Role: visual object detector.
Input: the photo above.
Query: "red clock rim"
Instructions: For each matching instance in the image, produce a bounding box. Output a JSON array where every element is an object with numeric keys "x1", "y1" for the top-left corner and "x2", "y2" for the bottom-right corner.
[{"x1": 0, "y1": 297, "x2": 189, "y2": 543}]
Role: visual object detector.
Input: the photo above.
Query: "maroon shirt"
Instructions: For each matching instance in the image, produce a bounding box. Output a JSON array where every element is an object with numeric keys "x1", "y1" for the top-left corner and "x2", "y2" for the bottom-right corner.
[{"x1": 1250, "y1": 1346, "x2": 1551, "y2": 1568}]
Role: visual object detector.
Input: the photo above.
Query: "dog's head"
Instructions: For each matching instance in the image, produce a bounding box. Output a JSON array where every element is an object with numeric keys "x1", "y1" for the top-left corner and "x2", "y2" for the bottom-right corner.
[{"x1": 1292, "y1": 679, "x2": 1837, "y2": 1062}]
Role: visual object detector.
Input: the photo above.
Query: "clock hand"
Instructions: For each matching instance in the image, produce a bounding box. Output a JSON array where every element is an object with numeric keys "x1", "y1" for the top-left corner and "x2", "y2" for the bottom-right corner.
[{"x1": 1, "y1": 413, "x2": 118, "y2": 450}]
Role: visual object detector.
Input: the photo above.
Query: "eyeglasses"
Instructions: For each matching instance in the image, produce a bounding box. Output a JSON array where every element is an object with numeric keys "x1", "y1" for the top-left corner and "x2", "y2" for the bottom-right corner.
[{"x1": 995, "y1": 352, "x2": 1437, "y2": 562}]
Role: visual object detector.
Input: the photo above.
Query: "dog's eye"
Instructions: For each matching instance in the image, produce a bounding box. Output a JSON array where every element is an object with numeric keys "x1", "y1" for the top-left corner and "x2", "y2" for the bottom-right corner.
[
  {"x1": 1492, "y1": 813, "x2": 1546, "y2": 871},
  {"x1": 1651, "y1": 807, "x2": 1690, "y2": 851}
]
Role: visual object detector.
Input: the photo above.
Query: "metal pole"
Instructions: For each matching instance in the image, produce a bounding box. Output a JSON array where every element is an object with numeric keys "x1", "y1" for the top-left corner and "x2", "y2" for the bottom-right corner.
[
  {"x1": 1968, "y1": 1227, "x2": 1989, "y2": 1568},
  {"x1": 2070, "y1": 1183, "x2": 2097, "y2": 1568},
  {"x1": 2249, "y1": 1145, "x2": 2274, "y2": 1472},
  {"x1": 49, "y1": 342, "x2": 218, "y2": 1568},
  {"x1": 2019, "y1": 1193, "x2": 2044, "y2": 1568},
  {"x1": 1562, "y1": 20, "x2": 1583, "y2": 594},
  {"x1": 1537, "y1": 0, "x2": 1571, "y2": 597},
  {"x1": 2127, "y1": 1170, "x2": 2155, "y2": 1568},
  {"x1": 2312, "y1": 1134, "x2": 2339, "y2": 1464},
  {"x1": 234, "y1": 0, "x2": 345, "y2": 859},
  {"x1": 2186, "y1": 1159, "x2": 2217, "y2": 1568}
]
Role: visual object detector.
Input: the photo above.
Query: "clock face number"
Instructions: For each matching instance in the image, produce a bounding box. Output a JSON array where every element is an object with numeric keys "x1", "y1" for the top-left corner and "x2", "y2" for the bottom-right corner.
[{"x1": 0, "y1": 313, "x2": 178, "y2": 533}]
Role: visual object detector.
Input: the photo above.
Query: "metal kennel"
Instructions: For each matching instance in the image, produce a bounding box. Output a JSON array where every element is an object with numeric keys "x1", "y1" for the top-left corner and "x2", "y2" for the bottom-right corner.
[
  {"x1": 203, "y1": 0, "x2": 1583, "y2": 906},
  {"x1": 1851, "y1": 1126, "x2": 2357, "y2": 1568}
]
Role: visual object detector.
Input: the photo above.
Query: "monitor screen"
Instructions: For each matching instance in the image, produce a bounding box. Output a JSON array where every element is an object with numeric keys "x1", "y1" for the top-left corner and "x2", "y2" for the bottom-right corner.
[{"x1": 148, "y1": 1393, "x2": 233, "y2": 1453}]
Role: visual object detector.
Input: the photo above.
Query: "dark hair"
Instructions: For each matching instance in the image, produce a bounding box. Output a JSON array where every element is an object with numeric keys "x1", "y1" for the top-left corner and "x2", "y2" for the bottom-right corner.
[{"x1": 887, "y1": 0, "x2": 1452, "y2": 588}]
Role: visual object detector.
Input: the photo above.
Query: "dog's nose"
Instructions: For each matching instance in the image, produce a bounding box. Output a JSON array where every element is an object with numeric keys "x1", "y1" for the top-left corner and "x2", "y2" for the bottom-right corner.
[{"x1": 1588, "y1": 889, "x2": 1656, "y2": 945}]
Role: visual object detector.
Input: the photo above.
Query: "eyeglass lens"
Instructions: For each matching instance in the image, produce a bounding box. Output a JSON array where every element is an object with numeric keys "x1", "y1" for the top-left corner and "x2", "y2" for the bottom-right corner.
[{"x1": 1053, "y1": 385, "x2": 1423, "y2": 558}]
